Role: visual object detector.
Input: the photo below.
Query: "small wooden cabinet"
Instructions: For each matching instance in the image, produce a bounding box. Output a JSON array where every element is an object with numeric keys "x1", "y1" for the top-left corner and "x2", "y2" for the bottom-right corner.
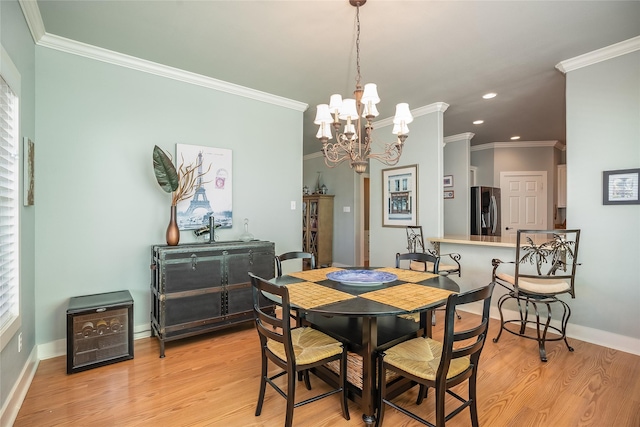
[
  {"x1": 303, "y1": 195, "x2": 334, "y2": 268},
  {"x1": 150, "y1": 240, "x2": 274, "y2": 357}
]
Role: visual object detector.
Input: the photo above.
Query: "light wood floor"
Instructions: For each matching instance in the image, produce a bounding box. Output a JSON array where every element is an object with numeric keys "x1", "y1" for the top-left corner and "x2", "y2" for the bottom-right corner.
[{"x1": 14, "y1": 312, "x2": 640, "y2": 427}]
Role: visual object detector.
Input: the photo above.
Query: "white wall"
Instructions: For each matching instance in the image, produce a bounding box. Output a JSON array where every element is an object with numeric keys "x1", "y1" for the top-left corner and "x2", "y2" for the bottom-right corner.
[
  {"x1": 369, "y1": 104, "x2": 448, "y2": 267},
  {"x1": 443, "y1": 133, "x2": 472, "y2": 236},
  {"x1": 565, "y1": 49, "x2": 640, "y2": 340},
  {"x1": 302, "y1": 154, "x2": 359, "y2": 267},
  {"x1": 34, "y1": 46, "x2": 305, "y2": 345},
  {"x1": 0, "y1": 0, "x2": 37, "y2": 417}
]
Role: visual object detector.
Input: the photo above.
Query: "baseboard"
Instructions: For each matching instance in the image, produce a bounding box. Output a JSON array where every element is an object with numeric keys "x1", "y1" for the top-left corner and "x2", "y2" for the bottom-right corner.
[
  {"x1": 457, "y1": 304, "x2": 640, "y2": 356},
  {"x1": 37, "y1": 324, "x2": 152, "y2": 360},
  {"x1": 0, "y1": 346, "x2": 39, "y2": 427}
]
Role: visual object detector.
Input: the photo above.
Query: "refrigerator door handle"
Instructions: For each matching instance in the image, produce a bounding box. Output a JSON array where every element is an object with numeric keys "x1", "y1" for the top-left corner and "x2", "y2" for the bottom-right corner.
[{"x1": 490, "y1": 195, "x2": 498, "y2": 234}]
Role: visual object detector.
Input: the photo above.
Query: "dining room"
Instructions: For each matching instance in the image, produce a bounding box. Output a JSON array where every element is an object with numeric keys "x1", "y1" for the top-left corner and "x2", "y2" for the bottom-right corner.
[{"x1": 2, "y1": 1, "x2": 639, "y2": 426}]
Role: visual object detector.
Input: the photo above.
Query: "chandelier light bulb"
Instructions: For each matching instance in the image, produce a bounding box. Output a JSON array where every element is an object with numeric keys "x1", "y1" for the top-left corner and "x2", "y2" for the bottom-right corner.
[
  {"x1": 362, "y1": 102, "x2": 379, "y2": 118},
  {"x1": 316, "y1": 122, "x2": 333, "y2": 139}
]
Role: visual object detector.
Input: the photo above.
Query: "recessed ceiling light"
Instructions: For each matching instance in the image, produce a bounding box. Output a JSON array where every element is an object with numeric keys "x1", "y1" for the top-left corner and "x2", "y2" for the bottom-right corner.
[
  {"x1": 473, "y1": 120, "x2": 484, "y2": 125},
  {"x1": 482, "y1": 93, "x2": 497, "y2": 99},
  {"x1": 510, "y1": 136, "x2": 520, "y2": 140}
]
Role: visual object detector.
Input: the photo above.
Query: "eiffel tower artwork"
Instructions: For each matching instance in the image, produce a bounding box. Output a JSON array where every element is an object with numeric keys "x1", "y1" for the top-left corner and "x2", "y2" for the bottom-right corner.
[{"x1": 184, "y1": 151, "x2": 212, "y2": 217}]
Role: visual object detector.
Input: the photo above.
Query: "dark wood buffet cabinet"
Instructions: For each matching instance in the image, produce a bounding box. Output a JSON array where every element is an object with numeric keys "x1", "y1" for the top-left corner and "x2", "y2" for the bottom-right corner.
[{"x1": 150, "y1": 240, "x2": 274, "y2": 357}]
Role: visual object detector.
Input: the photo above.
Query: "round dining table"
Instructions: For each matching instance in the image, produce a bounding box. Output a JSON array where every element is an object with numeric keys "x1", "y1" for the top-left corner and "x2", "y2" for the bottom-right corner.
[{"x1": 272, "y1": 266, "x2": 460, "y2": 426}]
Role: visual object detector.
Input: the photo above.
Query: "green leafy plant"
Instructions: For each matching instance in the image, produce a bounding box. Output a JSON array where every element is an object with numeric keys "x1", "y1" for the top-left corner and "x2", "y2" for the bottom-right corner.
[{"x1": 152, "y1": 145, "x2": 211, "y2": 206}]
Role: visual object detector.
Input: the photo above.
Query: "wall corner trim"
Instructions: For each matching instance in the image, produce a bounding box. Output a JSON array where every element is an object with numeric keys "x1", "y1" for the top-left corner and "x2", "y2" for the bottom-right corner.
[{"x1": 18, "y1": 0, "x2": 46, "y2": 43}]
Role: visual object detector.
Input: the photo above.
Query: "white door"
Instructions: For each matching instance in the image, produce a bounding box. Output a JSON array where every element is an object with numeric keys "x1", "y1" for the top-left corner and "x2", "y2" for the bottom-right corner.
[{"x1": 500, "y1": 171, "x2": 547, "y2": 239}]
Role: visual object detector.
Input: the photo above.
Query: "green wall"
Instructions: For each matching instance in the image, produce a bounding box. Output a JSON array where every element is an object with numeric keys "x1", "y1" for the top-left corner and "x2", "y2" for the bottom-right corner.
[{"x1": 33, "y1": 46, "x2": 304, "y2": 346}]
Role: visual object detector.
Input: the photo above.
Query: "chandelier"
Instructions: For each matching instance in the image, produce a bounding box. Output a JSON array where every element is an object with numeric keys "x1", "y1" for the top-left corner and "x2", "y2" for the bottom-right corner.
[{"x1": 314, "y1": 0, "x2": 413, "y2": 174}]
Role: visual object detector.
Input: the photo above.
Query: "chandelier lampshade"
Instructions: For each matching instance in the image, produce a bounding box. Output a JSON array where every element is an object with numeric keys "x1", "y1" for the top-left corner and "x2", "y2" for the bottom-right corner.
[{"x1": 316, "y1": 0, "x2": 412, "y2": 174}]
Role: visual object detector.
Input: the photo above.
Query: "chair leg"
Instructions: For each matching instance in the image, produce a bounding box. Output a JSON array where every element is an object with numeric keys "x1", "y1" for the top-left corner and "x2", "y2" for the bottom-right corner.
[
  {"x1": 255, "y1": 351, "x2": 267, "y2": 416},
  {"x1": 435, "y1": 384, "x2": 446, "y2": 427},
  {"x1": 339, "y1": 349, "x2": 350, "y2": 420},
  {"x1": 285, "y1": 368, "x2": 296, "y2": 427},
  {"x1": 469, "y1": 370, "x2": 479, "y2": 427},
  {"x1": 302, "y1": 370, "x2": 312, "y2": 390},
  {"x1": 416, "y1": 384, "x2": 428, "y2": 405},
  {"x1": 559, "y1": 299, "x2": 574, "y2": 352},
  {"x1": 375, "y1": 356, "x2": 386, "y2": 427},
  {"x1": 492, "y1": 292, "x2": 509, "y2": 343}
]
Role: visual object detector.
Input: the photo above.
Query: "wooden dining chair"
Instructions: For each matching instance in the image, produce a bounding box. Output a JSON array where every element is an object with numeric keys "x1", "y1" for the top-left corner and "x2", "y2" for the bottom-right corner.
[
  {"x1": 249, "y1": 273, "x2": 350, "y2": 427},
  {"x1": 276, "y1": 251, "x2": 316, "y2": 277},
  {"x1": 396, "y1": 252, "x2": 461, "y2": 325},
  {"x1": 376, "y1": 281, "x2": 495, "y2": 427}
]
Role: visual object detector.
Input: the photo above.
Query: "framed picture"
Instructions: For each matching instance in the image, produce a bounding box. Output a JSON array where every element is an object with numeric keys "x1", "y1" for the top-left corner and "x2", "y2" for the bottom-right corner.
[
  {"x1": 444, "y1": 190, "x2": 454, "y2": 199},
  {"x1": 443, "y1": 175, "x2": 453, "y2": 187},
  {"x1": 175, "y1": 144, "x2": 233, "y2": 230},
  {"x1": 24, "y1": 137, "x2": 34, "y2": 206},
  {"x1": 382, "y1": 164, "x2": 418, "y2": 227},
  {"x1": 603, "y1": 168, "x2": 640, "y2": 205}
]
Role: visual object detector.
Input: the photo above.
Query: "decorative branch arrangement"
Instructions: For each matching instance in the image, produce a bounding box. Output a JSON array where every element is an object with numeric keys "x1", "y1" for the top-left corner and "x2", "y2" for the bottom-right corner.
[{"x1": 152, "y1": 145, "x2": 212, "y2": 206}]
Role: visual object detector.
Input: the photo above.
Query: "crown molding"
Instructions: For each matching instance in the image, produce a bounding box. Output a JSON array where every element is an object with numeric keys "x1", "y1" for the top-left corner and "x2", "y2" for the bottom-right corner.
[
  {"x1": 556, "y1": 35, "x2": 640, "y2": 74},
  {"x1": 36, "y1": 34, "x2": 308, "y2": 112},
  {"x1": 376, "y1": 102, "x2": 449, "y2": 128},
  {"x1": 444, "y1": 132, "x2": 475, "y2": 146},
  {"x1": 471, "y1": 140, "x2": 565, "y2": 152},
  {"x1": 18, "y1": 0, "x2": 46, "y2": 43},
  {"x1": 19, "y1": 0, "x2": 307, "y2": 112}
]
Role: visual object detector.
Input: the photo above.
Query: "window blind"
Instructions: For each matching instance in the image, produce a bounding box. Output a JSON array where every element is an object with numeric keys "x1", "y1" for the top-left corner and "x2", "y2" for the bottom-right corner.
[{"x1": 0, "y1": 75, "x2": 20, "y2": 335}]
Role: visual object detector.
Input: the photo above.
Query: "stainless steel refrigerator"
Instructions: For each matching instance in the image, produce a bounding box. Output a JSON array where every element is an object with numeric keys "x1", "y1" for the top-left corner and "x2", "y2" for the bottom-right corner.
[{"x1": 471, "y1": 186, "x2": 501, "y2": 236}]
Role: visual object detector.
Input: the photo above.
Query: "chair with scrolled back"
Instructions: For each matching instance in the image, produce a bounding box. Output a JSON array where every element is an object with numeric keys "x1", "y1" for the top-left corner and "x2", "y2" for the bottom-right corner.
[
  {"x1": 492, "y1": 229, "x2": 581, "y2": 362},
  {"x1": 406, "y1": 226, "x2": 461, "y2": 277}
]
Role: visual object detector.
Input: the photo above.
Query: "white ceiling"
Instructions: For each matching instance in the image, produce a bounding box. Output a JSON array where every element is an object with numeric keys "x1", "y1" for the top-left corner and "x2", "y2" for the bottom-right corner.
[{"x1": 34, "y1": 1, "x2": 640, "y2": 154}]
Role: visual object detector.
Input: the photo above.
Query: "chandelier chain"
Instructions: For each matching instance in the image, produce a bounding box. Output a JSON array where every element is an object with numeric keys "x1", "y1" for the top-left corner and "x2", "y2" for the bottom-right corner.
[{"x1": 355, "y1": 4, "x2": 361, "y2": 88}]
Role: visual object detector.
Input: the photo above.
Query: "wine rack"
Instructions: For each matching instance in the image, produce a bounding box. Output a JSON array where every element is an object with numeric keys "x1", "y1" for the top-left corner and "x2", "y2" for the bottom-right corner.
[{"x1": 66, "y1": 290, "x2": 134, "y2": 374}]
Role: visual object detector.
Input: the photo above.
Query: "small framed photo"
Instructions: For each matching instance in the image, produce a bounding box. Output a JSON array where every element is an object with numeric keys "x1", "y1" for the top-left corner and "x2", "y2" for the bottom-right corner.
[
  {"x1": 443, "y1": 175, "x2": 454, "y2": 187},
  {"x1": 444, "y1": 190, "x2": 454, "y2": 199},
  {"x1": 603, "y1": 168, "x2": 639, "y2": 205},
  {"x1": 382, "y1": 164, "x2": 418, "y2": 227}
]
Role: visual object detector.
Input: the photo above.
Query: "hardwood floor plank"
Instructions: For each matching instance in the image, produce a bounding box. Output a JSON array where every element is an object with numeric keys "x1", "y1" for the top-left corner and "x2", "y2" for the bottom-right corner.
[{"x1": 14, "y1": 316, "x2": 640, "y2": 427}]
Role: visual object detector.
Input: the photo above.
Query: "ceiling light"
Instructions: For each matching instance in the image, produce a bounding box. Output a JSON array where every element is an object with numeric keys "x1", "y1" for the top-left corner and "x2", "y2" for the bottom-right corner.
[
  {"x1": 482, "y1": 93, "x2": 497, "y2": 99},
  {"x1": 473, "y1": 120, "x2": 484, "y2": 125},
  {"x1": 314, "y1": 0, "x2": 411, "y2": 174},
  {"x1": 511, "y1": 136, "x2": 521, "y2": 140}
]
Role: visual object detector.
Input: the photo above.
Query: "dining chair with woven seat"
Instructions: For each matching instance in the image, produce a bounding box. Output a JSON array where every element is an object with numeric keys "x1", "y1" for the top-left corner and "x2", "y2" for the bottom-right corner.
[
  {"x1": 492, "y1": 229, "x2": 581, "y2": 362},
  {"x1": 249, "y1": 273, "x2": 350, "y2": 427},
  {"x1": 276, "y1": 251, "x2": 316, "y2": 277},
  {"x1": 396, "y1": 252, "x2": 461, "y2": 325},
  {"x1": 376, "y1": 281, "x2": 495, "y2": 427}
]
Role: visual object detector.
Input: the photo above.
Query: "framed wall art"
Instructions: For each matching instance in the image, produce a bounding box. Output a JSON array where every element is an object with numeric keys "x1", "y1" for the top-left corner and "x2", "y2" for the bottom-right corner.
[
  {"x1": 603, "y1": 168, "x2": 639, "y2": 205},
  {"x1": 382, "y1": 164, "x2": 418, "y2": 227},
  {"x1": 444, "y1": 190, "x2": 454, "y2": 199},
  {"x1": 175, "y1": 144, "x2": 233, "y2": 230},
  {"x1": 443, "y1": 175, "x2": 453, "y2": 187},
  {"x1": 24, "y1": 137, "x2": 34, "y2": 206}
]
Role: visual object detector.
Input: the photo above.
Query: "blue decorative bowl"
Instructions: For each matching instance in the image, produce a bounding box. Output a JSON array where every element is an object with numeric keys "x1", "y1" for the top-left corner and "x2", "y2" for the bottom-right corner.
[{"x1": 327, "y1": 270, "x2": 397, "y2": 286}]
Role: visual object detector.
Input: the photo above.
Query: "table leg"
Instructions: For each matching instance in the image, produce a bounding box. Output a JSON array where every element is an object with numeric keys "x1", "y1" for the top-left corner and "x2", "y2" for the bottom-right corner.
[{"x1": 361, "y1": 316, "x2": 377, "y2": 426}]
